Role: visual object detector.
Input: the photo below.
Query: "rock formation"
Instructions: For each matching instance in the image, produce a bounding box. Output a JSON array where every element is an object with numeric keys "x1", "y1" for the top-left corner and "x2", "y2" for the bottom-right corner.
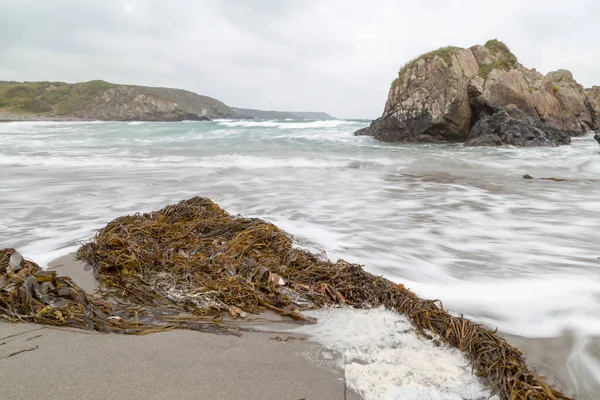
[
  {"x1": 357, "y1": 40, "x2": 600, "y2": 146},
  {"x1": 72, "y1": 86, "x2": 209, "y2": 121}
]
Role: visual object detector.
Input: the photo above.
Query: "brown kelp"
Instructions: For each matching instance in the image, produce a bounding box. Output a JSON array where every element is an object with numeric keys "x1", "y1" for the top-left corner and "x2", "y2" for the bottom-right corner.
[
  {"x1": 2, "y1": 197, "x2": 569, "y2": 399},
  {"x1": 0, "y1": 248, "x2": 241, "y2": 335}
]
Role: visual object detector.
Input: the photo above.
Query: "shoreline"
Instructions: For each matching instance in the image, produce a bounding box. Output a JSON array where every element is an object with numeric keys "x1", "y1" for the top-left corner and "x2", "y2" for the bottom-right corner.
[
  {"x1": 0, "y1": 114, "x2": 94, "y2": 122},
  {"x1": 33, "y1": 254, "x2": 600, "y2": 399},
  {"x1": 0, "y1": 114, "x2": 214, "y2": 123},
  {"x1": 0, "y1": 322, "x2": 360, "y2": 400},
  {"x1": 2, "y1": 254, "x2": 361, "y2": 400}
]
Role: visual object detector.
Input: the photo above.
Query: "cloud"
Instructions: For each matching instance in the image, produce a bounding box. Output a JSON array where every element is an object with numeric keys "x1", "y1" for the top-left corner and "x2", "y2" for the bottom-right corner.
[{"x1": 1, "y1": 0, "x2": 598, "y2": 118}]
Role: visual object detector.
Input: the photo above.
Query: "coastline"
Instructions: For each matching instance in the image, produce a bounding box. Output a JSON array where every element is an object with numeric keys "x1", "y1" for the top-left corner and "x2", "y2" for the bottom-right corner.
[
  {"x1": 1, "y1": 254, "x2": 361, "y2": 400},
  {"x1": 0, "y1": 322, "x2": 360, "y2": 400},
  {"x1": 5, "y1": 253, "x2": 595, "y2": 399},
  {"x1": 0, "y1": 114, "x2": 94, "y2": 123}
]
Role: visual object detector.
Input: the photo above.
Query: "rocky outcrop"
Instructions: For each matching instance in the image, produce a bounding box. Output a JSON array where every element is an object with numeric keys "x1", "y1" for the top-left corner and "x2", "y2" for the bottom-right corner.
[
  {"x1": 465, "y1": 107, "x2": 570, "y2": 147},
  {"x1": 364, "y1": 47, "x2": 479, "y2": 143},
  {"x1": 134, "y1": 86, "x2": 235, "y2": 119},
  {"x1": 358, "y1": 40, "x2": 600, "y2": 146},
  {"x1": 72, "y1": 86, "x2": 209, "y2": 121}
]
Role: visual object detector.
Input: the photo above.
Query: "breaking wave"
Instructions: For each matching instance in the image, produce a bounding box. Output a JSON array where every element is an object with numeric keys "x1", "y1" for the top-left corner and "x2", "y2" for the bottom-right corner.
[{"x1": 217, "y1": 119, "x2": 359, "y2": 129}]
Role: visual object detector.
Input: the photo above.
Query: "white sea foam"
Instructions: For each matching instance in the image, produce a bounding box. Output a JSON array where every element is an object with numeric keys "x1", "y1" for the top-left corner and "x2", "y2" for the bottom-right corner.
[
  {"x1": 404, "y1": 276, "x2": 600, "y2": 337},
  {"x1": 290, "y1": 308, "x2": 498, "y2": 400},
  {"x1": 217, "y1": 119, "x2": 357, "y2": 129},
  {"x1": 0, "y1": 153, "x2": 364, "y2": 170}
]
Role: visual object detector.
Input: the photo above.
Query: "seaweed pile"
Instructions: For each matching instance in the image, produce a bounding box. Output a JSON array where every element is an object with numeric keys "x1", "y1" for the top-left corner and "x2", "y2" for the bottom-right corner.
[
  {"x1": 0, "y1": 248, "x2": 141, "y2": 332},
  {"x1": 1, "y1": 197, "x2": 569, "y2": 399}
]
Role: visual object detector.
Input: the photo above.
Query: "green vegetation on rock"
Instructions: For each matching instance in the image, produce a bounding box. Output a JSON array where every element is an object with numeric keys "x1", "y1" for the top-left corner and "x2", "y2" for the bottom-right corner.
[
  {"x1": 478, "y1": 39, "x2": 519, "y2": 79},
  {"x1": 392, "y1": 46, "x2": 460, "y2": 89},
  {"x1": 0, "y1": 80, "x2": 243, "y2": 120},
  {"x1": 55, "y1": 80, "x2": 116, "y2": 115}
]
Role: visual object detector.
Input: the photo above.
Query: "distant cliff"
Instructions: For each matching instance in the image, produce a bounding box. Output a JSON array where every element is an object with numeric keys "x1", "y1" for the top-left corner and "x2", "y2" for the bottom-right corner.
[
  {"x1": 231, "y1": 107, "x2": 335, "y2": 120},
  {"x1": 356, "y1": 40, "x2": 600, "y2": 147},
  {"x1": 0, "y1": 80, "x2": 243, "y2": 121}
]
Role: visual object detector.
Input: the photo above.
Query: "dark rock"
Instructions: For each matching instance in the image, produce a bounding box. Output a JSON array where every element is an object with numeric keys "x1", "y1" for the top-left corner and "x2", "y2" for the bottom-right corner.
[
  {"x1": 464, "y1": 134, "x2": 504, "y2": 147},
  {"x1": 465, "y1": 109, "x2": 571, "y2": 147},
  {"x1": 354, "y1": 127, "x2": 371, "y2": 136}
]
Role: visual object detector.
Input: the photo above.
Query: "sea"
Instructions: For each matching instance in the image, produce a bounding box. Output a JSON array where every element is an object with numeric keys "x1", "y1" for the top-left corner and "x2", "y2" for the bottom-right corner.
[{"x1": 1, "y1": 119, "x2": 599, "y2": 398}]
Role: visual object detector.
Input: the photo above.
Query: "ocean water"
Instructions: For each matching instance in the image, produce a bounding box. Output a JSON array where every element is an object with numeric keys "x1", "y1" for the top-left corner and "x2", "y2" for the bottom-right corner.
[{"x1": 1, "y1": 119, "x2": 600, "y2": 394}]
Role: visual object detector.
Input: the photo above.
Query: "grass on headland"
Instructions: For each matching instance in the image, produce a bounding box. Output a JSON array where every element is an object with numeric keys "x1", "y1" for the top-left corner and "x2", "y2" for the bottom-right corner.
[
  {"x1": 478, "y1": 39, "x2": 519, "y2": 79},
  {"x1": 0, "y1": 80, "x2": 116, "y2": 115}
]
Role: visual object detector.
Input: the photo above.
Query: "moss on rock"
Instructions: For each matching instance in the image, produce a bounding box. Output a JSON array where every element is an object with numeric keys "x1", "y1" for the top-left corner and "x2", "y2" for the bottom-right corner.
[{"x1": 392, "y1": 46, "x2": 460, "y2": 89}]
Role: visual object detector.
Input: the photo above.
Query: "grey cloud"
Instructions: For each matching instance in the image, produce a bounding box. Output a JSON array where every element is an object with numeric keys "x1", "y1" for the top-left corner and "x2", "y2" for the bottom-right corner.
[{"x1": 1, "y1": 0, "x2": 599, "y2": 118}]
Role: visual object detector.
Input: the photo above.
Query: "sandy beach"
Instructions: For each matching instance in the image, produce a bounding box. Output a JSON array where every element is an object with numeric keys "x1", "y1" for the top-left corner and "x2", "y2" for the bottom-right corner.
[
  {"x1": 1, "y1": 255, "x2": 361, "y2": 400},
  {"x1": 0, "y1": 322, "x2": 363, "y2": 400},
  {"x1": 2, "y1": 253, "x2": 598, "y2": 400}
]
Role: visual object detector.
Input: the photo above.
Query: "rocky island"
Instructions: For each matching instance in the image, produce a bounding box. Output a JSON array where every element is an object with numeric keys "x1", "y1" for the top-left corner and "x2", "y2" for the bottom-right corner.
[{"x1": 356, "y1": 40, "x2": 600, "y2": 147}]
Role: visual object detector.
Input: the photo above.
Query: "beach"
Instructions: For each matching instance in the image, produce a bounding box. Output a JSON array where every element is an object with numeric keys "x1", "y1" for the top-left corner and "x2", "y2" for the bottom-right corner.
[
  {"x1": 0, "y1": 322, "x2": 362, "y2": 400},
  {"x1": 3, "y1": 254, "x2": 597, "y2": 399},
  {"x1": 1, "y1": 255, "x2": 361, "y2": 400},
  {"x1": 2, "y1": 120, "x2": 599, "y2": 399}
]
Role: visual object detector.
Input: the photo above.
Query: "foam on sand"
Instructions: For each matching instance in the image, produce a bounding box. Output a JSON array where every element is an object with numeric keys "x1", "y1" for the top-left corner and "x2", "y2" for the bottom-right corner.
[{"x1": 290, "y1": 307, "x2": 498, "y2": 400}]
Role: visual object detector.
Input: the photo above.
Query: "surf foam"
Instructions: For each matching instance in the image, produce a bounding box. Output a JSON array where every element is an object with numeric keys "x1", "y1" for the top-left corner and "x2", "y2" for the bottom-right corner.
[{"x1": 290, "y1": 308, "x2": 497, "y2": 400}]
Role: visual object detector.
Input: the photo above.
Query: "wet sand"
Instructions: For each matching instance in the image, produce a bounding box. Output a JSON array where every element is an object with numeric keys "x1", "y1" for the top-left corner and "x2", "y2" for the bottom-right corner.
[
  {"x1": 3, "y1": 254, "x2": 598, "y2": 399},
  {"x1": 1, "y1": 254, "x2": 361, "y2": 400},
  {"x1": 0, "y1": 322, "x2": 361, "y2": 400},
  {"x1": 504, "y1": 333, "x2": 600, "y2": 400}
]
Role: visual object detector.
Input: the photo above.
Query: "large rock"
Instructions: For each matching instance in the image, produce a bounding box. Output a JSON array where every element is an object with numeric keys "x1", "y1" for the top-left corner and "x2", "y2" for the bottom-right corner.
[
  {"x1": 465, "y1": 108, "x2": 570, "y2": 147},
  {"x1": 480, "y1": 69, "x2": 538, "y2": 118},
  {"x1": 358, "y1": 40, "x2": 599, "y2": 146},
  {"x1": 364, "y1": 47, "x2": 479, "y2": 142}
]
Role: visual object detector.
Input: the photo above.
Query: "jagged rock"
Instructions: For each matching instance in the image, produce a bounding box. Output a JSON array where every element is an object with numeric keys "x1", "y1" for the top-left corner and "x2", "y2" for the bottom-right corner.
[
  {"x1": 72, "y1": 86, "x2": 207, "y2": 121},
  {"x1": 358, "y1": 40, "x2": 599, "y2": 147},
  {"x1": 481, "y1": 68, "x2": 538, "y2": 118},
  {"x1": 469, "y1": 45, "x2": 495, "y2": 66},
  {"x1": 465, "y1": 108, "x2": 571, "y2": 147},
  {"x1": 365, "y1": 47, "x2": 478, "y2": 142},
  {"x1": 541, "y1": 70, "x2": 594, "y2": 135}
]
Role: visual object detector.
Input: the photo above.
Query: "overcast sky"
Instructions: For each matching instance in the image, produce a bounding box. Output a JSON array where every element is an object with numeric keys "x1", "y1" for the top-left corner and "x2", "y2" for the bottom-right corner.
[{"x1": 2, "y1": 0, "x2": 598, "y2": 118}]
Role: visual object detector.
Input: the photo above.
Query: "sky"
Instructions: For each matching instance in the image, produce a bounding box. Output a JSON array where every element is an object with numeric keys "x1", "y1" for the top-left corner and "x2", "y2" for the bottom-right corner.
[{"x1": 1, "y1": 0, "x2": 598, "y2": 119}]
